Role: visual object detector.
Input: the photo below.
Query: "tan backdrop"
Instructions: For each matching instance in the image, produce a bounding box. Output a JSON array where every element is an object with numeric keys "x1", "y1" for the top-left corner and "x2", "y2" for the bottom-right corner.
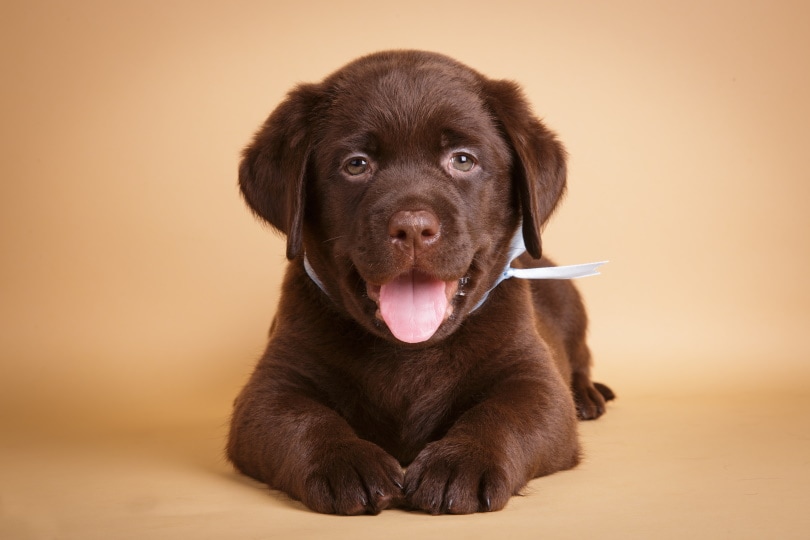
[{"x1": 2, "y1": 0, "x2": 809, "y2": 432}]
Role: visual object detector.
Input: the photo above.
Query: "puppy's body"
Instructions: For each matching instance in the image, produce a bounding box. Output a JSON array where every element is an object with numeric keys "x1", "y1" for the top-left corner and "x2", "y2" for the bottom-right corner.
[{"x1": 228, "y1": 51, "x2": 612, "y2": 515}]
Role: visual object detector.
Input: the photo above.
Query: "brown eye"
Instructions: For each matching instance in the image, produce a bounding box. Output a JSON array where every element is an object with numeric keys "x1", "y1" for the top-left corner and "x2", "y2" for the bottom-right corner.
[
  {"x1": 450, "y1": 153, "x2": 476, "y2": 172},
  {"x1": 344, "y1": 157, "x2": 369, "y2": 176}
]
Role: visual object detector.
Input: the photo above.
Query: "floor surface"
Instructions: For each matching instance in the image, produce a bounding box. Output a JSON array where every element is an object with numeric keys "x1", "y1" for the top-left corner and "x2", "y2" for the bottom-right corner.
[{"x1": 2, "y1": 391, "x2": 809, "y2": 540}]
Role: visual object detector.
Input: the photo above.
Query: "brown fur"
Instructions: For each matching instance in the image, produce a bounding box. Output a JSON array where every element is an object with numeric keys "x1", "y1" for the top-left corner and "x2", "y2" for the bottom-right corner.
[{"x1": 228, "y1": 50, "x2": 613, "y2": 515}]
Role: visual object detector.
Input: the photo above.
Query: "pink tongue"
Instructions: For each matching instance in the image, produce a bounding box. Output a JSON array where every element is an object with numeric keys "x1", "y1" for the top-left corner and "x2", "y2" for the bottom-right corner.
[{"x1": 379, "y1": 271, "x2": 448, "y2": 344}]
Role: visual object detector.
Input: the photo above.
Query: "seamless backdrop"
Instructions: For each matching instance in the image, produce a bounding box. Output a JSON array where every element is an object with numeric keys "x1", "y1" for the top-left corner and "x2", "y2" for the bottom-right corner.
[{"x1": 3, "y1": 0, "x2": 808, "y2": 432}]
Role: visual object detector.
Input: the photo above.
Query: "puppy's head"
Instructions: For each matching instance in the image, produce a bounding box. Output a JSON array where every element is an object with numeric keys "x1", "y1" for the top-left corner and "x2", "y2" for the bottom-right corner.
[{"x1": 240, "y1": 51, "x2": 567, "y2": 345}]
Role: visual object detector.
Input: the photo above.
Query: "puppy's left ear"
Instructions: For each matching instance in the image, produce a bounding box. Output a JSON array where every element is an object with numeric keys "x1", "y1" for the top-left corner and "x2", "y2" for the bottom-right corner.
[{"x1": 483, "y1": 80, "x2": 567, "y2": 259}]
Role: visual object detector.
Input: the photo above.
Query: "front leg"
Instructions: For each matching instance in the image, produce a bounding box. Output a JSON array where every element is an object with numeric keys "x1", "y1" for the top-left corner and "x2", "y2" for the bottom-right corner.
[
  {"x1": 227, "y1": 367, "x2": 404, "y2": 515},
  {"x1": 404, "y1": 371, "x2": 579, "y2": 514}
]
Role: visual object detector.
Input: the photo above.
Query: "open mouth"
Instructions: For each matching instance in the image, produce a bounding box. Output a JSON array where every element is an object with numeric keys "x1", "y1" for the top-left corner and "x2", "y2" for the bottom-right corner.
[{"x1": 366, "y1": 270, "x2": 462, "y2": 344}]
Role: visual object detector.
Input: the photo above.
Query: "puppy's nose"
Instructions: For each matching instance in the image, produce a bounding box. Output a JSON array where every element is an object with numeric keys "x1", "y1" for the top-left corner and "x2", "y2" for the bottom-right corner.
[{"x1": 388, "y1": 210, "x2": 440, "y2": 252}]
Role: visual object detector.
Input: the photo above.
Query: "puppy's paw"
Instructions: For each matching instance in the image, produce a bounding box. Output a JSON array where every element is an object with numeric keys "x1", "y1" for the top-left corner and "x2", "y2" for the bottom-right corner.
[
  {"x1": 404, "y1": 440, "x2": 514, "y2": 514},
  {"x1": 302, "y1": 440, "x2": 404, "y2": 515},
  {"x1": 573, "y1": 374, "x2": 615, "y2": 420}
]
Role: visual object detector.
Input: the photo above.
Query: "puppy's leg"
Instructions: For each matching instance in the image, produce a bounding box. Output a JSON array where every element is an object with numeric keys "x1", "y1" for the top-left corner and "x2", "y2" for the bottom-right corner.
[
  {"x1": 549, "y1": 285, "x2": 614, "y2": 420},
  {"x1": 524, "y1": 261, "x2": 615, "y2": 420},
  {"x1": 227, "y1": 369, "x2": 404, "y2": 515},
  {"x1": 569, "y1": 339, "x2": 615, "y2": 420},
  {"x1": 404, "y1": 368, "x2": 579, "y2": 514}
]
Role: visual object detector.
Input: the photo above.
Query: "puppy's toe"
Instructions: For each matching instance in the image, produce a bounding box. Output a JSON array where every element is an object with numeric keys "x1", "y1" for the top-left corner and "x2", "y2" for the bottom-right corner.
[{"x1": 593, "y1": 381, "x2": 616, "y2": 402}]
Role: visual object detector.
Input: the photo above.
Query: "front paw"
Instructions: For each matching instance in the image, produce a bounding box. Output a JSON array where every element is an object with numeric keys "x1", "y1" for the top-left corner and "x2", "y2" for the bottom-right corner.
[
  {"x1": 302, "y1": 440, "x2": 404, "y2": 515},
  {"x1": 404, "y1": 440, "x2": 514, "y2": 514}
]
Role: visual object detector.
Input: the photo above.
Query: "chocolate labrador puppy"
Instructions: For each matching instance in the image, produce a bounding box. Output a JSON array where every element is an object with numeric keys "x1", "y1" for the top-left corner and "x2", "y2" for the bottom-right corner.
[{"x1": 228, "y1": 50, "x2": 613, "y2": 515}]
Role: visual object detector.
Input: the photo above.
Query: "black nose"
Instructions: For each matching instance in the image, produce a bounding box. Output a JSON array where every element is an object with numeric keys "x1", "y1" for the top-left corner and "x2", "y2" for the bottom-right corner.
[{"x1": 388, "y1": 210, "x2": 441, "y2": 252}]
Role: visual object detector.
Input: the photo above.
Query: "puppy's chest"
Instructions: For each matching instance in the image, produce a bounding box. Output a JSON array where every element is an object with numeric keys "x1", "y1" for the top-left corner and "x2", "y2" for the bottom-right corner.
[{"x1": 334, "y1": 353, "x2": 476, "y2": 459}]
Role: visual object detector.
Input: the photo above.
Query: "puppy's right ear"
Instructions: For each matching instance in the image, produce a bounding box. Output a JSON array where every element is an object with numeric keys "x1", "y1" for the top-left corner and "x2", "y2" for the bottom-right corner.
[
  {"x1": 239, "y1": 83, "x2": 323, "y2": 260},
  {"x1": 482, "y1": 80, "x2": 567, "y2": 260}
]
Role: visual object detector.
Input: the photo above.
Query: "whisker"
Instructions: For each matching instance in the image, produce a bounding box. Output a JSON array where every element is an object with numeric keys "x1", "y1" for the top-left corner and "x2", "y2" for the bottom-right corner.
[{"x1": 322, "y1": 235, "x2": 348, "y2": 244}]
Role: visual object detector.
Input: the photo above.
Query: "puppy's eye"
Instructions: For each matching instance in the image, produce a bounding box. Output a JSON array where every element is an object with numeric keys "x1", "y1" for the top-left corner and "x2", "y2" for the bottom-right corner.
[
  {"x1": 450, "y1": 153, "x2": 476, "y2": 172},
  {"x1": 344, "y1": 157, "x2": 370, "y2": 176}
]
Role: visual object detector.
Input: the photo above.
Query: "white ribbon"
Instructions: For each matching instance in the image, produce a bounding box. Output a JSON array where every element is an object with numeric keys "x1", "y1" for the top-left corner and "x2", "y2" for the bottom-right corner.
[
  {"x1": 469, "y1": 227, "x2": 607, "y2": 312},
  {"x1": 503, "y1": 260, "x2": 607, "y2": 280}
]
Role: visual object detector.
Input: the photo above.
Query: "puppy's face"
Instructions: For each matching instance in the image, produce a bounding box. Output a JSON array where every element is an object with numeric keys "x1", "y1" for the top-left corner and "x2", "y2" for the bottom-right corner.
[
  {"x1": 306, "y1": 58, "x2": 517, "y2": 344},
  {"x1": 239, "y1": 51, "x2": 567, "y2": 345}
]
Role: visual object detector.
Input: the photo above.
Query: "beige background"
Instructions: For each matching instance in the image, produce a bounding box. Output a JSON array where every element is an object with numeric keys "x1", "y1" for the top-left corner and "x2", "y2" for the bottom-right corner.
[{"x1": 2, "y1": 1, "x2": 809, "y2": 538}]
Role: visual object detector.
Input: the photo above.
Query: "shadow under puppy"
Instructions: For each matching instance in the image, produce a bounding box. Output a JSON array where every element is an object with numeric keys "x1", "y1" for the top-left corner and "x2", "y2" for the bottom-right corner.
[{"x1": 228, "y1": 50, "x2": 614, "y2": 515}]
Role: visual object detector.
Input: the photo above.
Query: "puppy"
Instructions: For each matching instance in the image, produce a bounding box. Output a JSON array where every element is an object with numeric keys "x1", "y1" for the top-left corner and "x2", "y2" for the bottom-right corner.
[{"x1": 228, "y1": 50, "x2": 613, "y2": 515}]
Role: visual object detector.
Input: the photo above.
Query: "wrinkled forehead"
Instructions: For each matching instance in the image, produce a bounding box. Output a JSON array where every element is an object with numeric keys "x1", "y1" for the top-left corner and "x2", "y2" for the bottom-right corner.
[{"x1": 317, "y1": 64, "x2": 503, "y2": 154}]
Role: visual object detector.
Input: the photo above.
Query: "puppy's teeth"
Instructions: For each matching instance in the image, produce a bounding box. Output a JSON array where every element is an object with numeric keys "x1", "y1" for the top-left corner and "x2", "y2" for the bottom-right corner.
[{"x1": 457, "y1": 276, "x2": 469, "y2": 297}]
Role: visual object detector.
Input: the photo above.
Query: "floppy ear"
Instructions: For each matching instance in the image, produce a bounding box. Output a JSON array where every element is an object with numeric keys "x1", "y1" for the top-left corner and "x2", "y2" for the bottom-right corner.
[
  {"x1": 482, "y1": 80, "x2": 567, "y2": 259},
  {"x1": 238, "y1": 83, "x2": 323, "y2": 260}
]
